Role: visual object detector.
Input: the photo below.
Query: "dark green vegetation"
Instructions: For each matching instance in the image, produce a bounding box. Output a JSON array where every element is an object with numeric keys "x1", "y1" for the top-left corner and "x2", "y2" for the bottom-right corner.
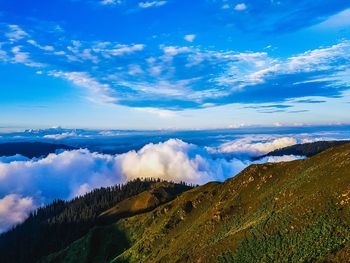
[
  {"x1": 0, "y1": 179, "x2": 192, "y2": 263},
  {"x1": 0, "y1": 142, "x2": 76, "y2": 158},
  {"x1": 262, "y1": 140, "x2": 350, "y2": 158},
  {"x1": 2, "y1": 142, "x2": 350, "y2": 263}
]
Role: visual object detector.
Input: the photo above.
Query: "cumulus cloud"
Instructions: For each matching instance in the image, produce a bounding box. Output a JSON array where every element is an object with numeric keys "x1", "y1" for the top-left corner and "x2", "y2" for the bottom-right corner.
[
  {"x1": 117, "y1": 139, "x2": 248, "y2": 184},
  {"x1": 210, "y1": 136, "x2": 297, "y2": 156},
  {"x1": 0, "y1": 194, "x2": 36, "y2": 232},
  {"x1": 0, "y1": 149, "x2": 120, "y2": 203},
  {"x1": 0, "y1": 137, "x2": 310, "y2": 230},
  {"x1": 0, "y1": 140, "x2": 248, "y2": 203}
]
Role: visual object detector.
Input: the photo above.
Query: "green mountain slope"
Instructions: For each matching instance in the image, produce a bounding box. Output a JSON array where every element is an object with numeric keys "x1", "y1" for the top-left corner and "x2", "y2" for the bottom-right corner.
[{"x1": 42, "y1": 143, "x2": 350, "y2": 263}]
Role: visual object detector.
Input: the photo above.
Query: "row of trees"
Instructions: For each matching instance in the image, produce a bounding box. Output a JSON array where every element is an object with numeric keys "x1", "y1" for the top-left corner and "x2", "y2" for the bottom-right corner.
[{"x1": 0, "y1": 178, "x2": 192, "y2": 263}]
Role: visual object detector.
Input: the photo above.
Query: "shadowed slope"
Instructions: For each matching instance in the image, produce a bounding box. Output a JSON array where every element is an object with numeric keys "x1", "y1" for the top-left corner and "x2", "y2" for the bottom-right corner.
[{"x1": 39, "y1": 182, "x2": 192, "y2": 263}]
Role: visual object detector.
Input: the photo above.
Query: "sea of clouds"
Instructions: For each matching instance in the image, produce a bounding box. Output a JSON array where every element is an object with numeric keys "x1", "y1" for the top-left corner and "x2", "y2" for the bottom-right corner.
[{"x1": 0, "y1": 136, "x2": 308, "y2": 232}]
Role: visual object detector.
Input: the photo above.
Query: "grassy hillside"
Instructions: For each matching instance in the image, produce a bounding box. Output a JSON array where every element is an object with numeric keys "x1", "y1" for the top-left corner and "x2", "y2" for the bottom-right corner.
[{"x1": 43, "y1": 143, "x2": 350, "y2": 263}]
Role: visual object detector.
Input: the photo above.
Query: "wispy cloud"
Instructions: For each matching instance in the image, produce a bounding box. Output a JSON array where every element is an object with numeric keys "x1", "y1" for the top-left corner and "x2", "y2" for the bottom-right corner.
[
  {"x1": 5, "y1": 25, "x2": 29, "y2": 41},
  {"x1": 100, "y1": 0, "x2": 122, "y2": 5},
  {"x1": 11, "y1": 46, "x2": 45, "y2": 67},
  {"x1": 139, "y1": 1, "x2": 167, "y2": 9},
  {"x1": 48, "y1": 71, "x2": 117, "y2": 104},
  {"x1": 0, "y1": 22, "x2": 349, "y2": 110},
  {"x1": 0, "y1": 194, "x2": 36, "y2": 233},
  {"x1": 27, "y1": 39, "x2": 54, "y2": 51},
  {"x1": 313, "y1": 8, "x2": 350, "y2": 29},
  {"x1": 96, "y1": 43, "x2": 145, "y2": 57}
]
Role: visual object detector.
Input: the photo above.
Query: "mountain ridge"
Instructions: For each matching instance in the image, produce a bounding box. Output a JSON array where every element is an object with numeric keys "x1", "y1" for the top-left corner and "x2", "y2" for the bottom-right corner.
[
  {"x1": 261, "y1": 140, "x2": 350, "y2": 158},
  {"x1": 0, "y1": 142, "x2": 76, "y2": 158}
]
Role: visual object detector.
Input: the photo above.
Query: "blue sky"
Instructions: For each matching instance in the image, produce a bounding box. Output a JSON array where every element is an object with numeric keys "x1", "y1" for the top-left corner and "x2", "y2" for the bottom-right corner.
[{"x1": 0, "y1": 0, "x2": 350, "y2": 129}]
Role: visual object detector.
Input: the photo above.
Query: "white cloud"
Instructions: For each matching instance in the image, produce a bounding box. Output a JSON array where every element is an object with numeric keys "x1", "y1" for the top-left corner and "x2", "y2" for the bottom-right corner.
[
  {"x1": 43, "y1": 132, "x2": 78, "y2": 140},
  {"x1": 11, "y1": 46, "x2": 44, "y2": 67},
  {"x1": 11, "y1": 46, "x2": 29, "y2": 63},
  {"x1": 55, "y1": 41, "x2": 144, "y2": 63},
  {"x1": 128, "y1": 64, "x2": 144, "y2": 75},
  {"x1": 114, "y1": 78, "x2": 202, "y2": 99},
  {"x1": 215, "y1": 40, "x2": 350, "y2": 90},
  {"x1": 0, "y1": 138, "x2": 307, "y2": 205},
  {"x1": 184, "y1": 34, "x2": 196, "y2": 43},
  {"x1": 5, "y1": 25, "x2": 29, "y2": 41},
  {"x1": 0, "y1": 149, "x2": 120, "y2": 202},
  {"x1": 100, "y1": 0, "x2": 122, "y2": 5},
  {"x1": 117, "y1": 139, "x2": 248, "y2": 184},
  {"x1": 2, "y1": 21, "x2": 348, "y2": 109},
  {"x1": 161, "y1": 45, "x2": 191, "y2": 56},
  {"x1": 0, "y1": 44, "x2": 8, "y2": 62},
  {"x1": 209, "y1": 136, "x2": 298, "y2": 156},
  {"x1": 314, "y1": 9, "x2": 350, "y2": 29},
  {"x1": 286, "y1": 42, "x2": 350, "y2": 73},
  {"x1": 27, "y1": 39, "x2": 54, "y2": 51},
  {"x1": 0, "y1": 194, "x2": 36, "y2": 232},
  {"x1": 66, "y1": 40, "x2": 99, "y2": 63},
  {"x1": 234, "y1": 3, "x2": 247, "y2": 11},
  {"x1": 97, "y1": 44, "x2": 145, "y2": 57},
  {"x1": 257, "y1": 155, "x2": 305, "y2": 163},
  {"x1": 49, "y1": 71, "x2": 117, "y2": 104},
  {"x1": 139, "y1": 1, "x2": 167, "y2": 8},
  {"x1": 0, "y1": 140, "x2": 248, "y2": 205}
]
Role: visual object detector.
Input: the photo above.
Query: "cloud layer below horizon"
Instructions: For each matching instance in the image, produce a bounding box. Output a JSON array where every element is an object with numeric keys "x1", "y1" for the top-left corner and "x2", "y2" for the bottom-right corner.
[{"x1": 0, "y1": 136, "x2": 305, "y2": 232}]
